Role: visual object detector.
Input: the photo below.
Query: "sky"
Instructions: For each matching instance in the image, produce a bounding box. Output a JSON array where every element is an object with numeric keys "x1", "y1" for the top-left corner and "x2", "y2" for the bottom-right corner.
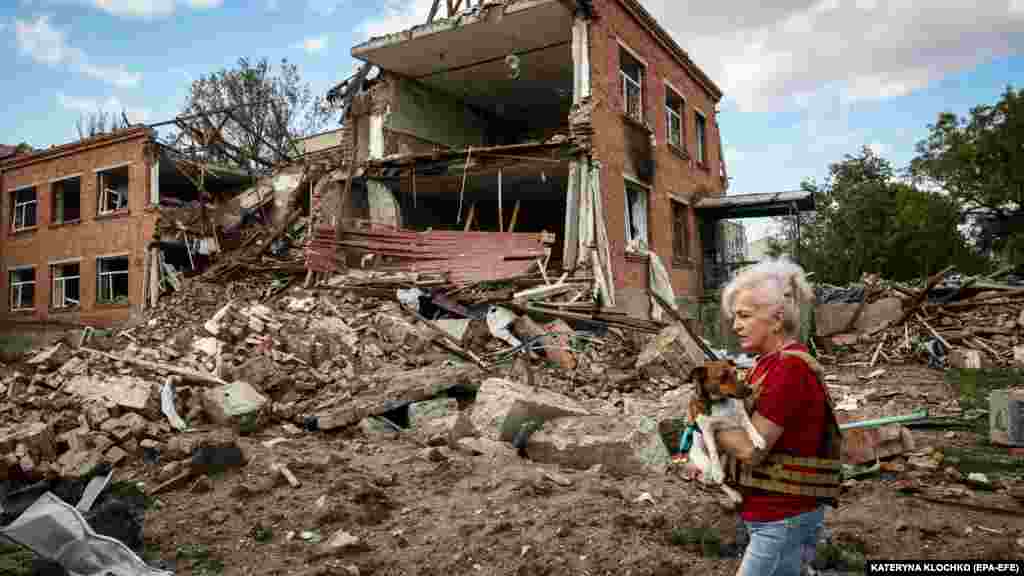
[{"x1": 2, "y1": 0, "x2": 1023, "y2": 241}]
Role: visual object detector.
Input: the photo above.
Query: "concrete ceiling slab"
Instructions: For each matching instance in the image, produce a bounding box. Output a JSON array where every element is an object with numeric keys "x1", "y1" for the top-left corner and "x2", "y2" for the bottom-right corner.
[{"x1": 353, "y1": 0, "x2": 572, "y2": 80}]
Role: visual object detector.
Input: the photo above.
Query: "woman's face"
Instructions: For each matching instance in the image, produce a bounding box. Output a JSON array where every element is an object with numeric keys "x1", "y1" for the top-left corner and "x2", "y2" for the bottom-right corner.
[{"x1": 731, "y1": 288, "x2": 782, "y2": 355}]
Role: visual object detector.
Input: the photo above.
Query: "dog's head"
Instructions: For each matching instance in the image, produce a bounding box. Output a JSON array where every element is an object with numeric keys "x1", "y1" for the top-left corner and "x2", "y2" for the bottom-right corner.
[{"x1": 689, "y1": 360, "x2": 750, "y2": 400}]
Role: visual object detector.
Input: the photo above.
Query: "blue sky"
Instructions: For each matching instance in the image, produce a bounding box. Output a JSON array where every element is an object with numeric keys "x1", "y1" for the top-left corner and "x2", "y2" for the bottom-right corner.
[{"x1": 3, "y1": 0, "x2": 1023, "y2": 240}]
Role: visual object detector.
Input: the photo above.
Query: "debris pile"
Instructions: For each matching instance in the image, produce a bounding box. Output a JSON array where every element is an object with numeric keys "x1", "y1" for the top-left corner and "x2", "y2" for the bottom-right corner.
[{"x1": 817, "y1": 268, "x2": 1024, "y2": 369}]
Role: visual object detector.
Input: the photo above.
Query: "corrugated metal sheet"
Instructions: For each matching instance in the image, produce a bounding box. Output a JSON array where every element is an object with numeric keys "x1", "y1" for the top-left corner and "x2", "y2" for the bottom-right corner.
[{"x1": 305, "y1": 221, "x2": 551, "y2": 285}]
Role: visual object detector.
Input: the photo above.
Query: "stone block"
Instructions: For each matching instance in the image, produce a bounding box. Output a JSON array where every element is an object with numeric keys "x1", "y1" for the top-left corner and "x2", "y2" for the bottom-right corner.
[
  {"x1": 815, "y1": 297, "x2": 903, "y2": 337},
  {"x1": 202, "y1": 381, "x2": 268, "y2": 425},
  {"x1": 523, "y1": 414, "x2": 672, "y2": 476},
  {"x1": 64, "y1": 375, "x2": 154, "y2": 411},
  {"x1": 0, "y1": 422, "x2": 56, "y2": 460},
  {"x1": 469, "y1": 378, "x2": 590, "y2": 442}
]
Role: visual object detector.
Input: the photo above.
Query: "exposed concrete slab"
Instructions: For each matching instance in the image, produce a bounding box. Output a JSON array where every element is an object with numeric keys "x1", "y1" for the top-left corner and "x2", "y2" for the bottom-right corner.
[
  {"x1": 815, "y1": 297, "x2": 903, "y2": 337},
  {"x1": 469, "y1": 377, "x2": 590, "y2": 441},
  {"x1": 316, "y1": 364, "x2": 481, "y2": 431},
  {"x1": 202, "y1": 381, "x2": 269, "y2": 425},
  {"x1": 524, "y1": 414, "x2": 672, "y2": 476},
  {"x1": 64, "y1": 374, "x2": 154, "y2": 411}
]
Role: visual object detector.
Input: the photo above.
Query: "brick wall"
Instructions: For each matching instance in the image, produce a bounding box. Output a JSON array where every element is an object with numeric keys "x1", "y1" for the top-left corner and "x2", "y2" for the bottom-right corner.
[
  {"x1": 0, "y1": 130, "x2": 157, "y2": 327},
  {"x1": 588, "y1": 0, "x2": 725, "y2": 317}
]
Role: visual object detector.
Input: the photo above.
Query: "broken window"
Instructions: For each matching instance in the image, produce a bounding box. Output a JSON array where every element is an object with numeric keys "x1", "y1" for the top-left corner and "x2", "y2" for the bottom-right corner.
[
  {"x1": 51, "y1": 262, "x2": 81, "y2": 309},
  {"x1": 672, "y1": 201, "x2": 690, "y2": 265},
  {"x1": 52, "y1": 177, "x2": 82, "y2": 224},
  {"x1": 10, "y1": 187, "x2": 37, "y2": 231},
  {"x1": 620, "y1": 47, "x2": 645, "y2": 123},
  {"x1": 666, "y1": 86, "x2": 685, "y2": 150},
  {"x1": 96, "y1": 256, "x2": 129, "y2": 304},
  {"x1": 97, "y1": 165, "x2": 130, "y2": 215},
  {"x1": 624, "y1": 180, "x2": 649, "y2": 252},
  {"x1": 695, "y1": 111, "x2": 707, "y2": 165},
  {"x1": 9, "y1": 267, "x2": 35, "y2": 311}
]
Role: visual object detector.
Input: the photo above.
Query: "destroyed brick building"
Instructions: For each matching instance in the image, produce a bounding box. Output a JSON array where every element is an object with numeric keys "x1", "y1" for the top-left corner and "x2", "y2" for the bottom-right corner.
[
  {"x1": 0, "y1": 127, "x2": 252, "y2": 326},
  {"x1": 307, "y1": 0, "x2": 743, "y2": 318}
]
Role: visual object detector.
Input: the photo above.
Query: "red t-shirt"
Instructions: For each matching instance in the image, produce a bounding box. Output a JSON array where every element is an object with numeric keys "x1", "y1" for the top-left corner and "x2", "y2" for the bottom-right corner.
[{"x1": 739, "y1": 342, "x2": 827, "y2": 522}]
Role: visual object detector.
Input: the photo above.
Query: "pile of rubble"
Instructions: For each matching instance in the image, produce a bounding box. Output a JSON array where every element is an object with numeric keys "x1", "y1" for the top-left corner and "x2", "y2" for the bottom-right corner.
[
  {"x1": 816, "y1": 268, "x2": 1024, "y2": 369},
  {"x1": 0, "y1": 256, "x2": 697, "y2": 488}
]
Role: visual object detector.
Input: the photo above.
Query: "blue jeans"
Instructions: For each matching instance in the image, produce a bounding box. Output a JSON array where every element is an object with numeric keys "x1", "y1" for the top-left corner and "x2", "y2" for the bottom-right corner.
[{"x1": 737, "y1": 506, "x2": 824, "y2": 576}]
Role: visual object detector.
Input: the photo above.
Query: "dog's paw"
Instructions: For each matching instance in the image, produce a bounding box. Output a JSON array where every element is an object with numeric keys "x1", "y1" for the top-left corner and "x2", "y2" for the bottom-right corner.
[
  {"x1": 704, "y1": 467, "x2": 724, "y2": 484},
  {"x1": 751, "y1": 432, "x2": 767, "y2": 450}
]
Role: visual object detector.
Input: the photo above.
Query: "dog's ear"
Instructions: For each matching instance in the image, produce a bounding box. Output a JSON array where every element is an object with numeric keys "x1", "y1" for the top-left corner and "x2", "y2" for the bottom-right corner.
[{"x1": 688, "y1": 365, "x2": 707, "y2": 384}]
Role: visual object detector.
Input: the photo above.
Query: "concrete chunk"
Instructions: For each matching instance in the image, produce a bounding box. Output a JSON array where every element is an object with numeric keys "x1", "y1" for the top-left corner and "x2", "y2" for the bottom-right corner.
[
  {"x1": 0, "y1": 422, "x2": 56, "y2": 460},
  {"x1": 26, "y1": 343, "x2": 71, "y2": 369},
  {"x1": 65, "y1": 374, "x2": 154, "y2": 411},
  {"x1": 815, "y1": 297, "x2": 903, "y2": 337},
  {"x1": 523, "y1": 414, "x2": 672, "y2": 476},
  {"x1": 469, "y1": 378, "x2": 589, "y2": 442},
  {"x1": 202, "y1": 381, "x2": 268, "y2": 424}
]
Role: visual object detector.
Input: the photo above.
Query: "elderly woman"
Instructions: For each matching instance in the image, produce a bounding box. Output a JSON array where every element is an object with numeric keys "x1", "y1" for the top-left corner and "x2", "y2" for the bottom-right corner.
[{"x1": 712, "y1": 257, "x2": 835, "y2": 576}]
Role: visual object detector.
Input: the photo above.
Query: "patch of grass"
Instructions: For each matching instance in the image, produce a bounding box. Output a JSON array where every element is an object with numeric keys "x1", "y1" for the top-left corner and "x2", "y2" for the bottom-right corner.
[
  {"x1": 945, "y1": 368, "x2": 1024, "y2": 435},
  {"x1": 108, "y1": 480, "x2": 156, "y2": 510},
  {"x1": 0, "y1": 334, "x2": 35, "y2": 362},
  {"x1": 814, "y1": 540, "x2": 867, "y2": 574},
  {"x1": 667, "y1": 526, "x2": 725, "y2": 558},
  {"x1": 251, "y1": 523, "x2": 274, "y2": 543},
  {"x1": 0, "y1": 541, "x2": 34, "y2": 576},
  {"x1": 176, "y1": 543, "x2": 225, "y2": 576}
]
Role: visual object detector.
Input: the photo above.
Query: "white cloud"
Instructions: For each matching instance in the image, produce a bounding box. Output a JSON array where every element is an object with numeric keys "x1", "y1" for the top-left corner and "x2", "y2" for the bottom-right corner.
[
  {"x1": 355, "y1": 0, "x2": 433, "y2": 40},
  {"x1": 867, "y1": 141, "x2": 890, "y2": 156},
  {"x1": 79, "y1": 62, "x2": 143, "y2": 88},
  {"x1": 723, "y1": 145, "x2": 745, "y2": 167},
  {"x1": 639, "y1": 0, "x2": 1024, "y2": 113},
  {"x1": 57, "y1": 92, "x2": 151, "y2": 123},
  {"x1": 15, "y1": 14, "x2": 81, "y2": 65},
  {"x1": 15, "y1": 15, "x2": 142, "y2": 87},
  {"x1": 267, "y1": 0, "x2": 278, "y2": 10},
  {"x1": 293, "y1": 34, "x2": 329, "y2": 54},
  {"x1": 92, "y1": 0, "x2": 176, "y2": 17},
  {"x1": 38, "y1": 0, "x2": 223, "y2": 18}
]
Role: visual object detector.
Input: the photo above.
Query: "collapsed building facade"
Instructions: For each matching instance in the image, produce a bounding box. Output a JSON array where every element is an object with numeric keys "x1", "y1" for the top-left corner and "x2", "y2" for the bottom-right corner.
[
  {"x1": 0, "y1": 127, "x2": 288, "y2": 326},
  {"x1": 306, "y1": 0, "x2": 732, "y2": 318}
]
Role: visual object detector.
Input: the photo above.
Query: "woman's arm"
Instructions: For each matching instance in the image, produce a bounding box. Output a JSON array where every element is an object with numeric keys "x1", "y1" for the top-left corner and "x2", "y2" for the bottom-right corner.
[{"x1": 715, "y1": 412, "x2": 783, "y2": 466}]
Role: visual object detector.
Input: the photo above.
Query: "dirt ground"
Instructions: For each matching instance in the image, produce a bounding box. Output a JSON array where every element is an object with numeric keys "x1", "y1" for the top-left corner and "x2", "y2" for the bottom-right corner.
[{"x1": 110, "y1": 361, "x2": 1022, "y2": 576}]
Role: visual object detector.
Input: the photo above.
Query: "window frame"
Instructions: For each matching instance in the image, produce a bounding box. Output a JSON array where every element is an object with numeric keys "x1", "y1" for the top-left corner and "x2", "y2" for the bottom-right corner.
[
  {"x1": 623, "y1": 177, "x2": 650, "y2": 253},
  {"x1": 619, "y1": 45, "x2": 646, "y2": 124},
  {"x1": 8, "y1": 266, "x2": 36, "y2": 311},
  {"x1": 11, "y1": 186, "x2": 38, "y2": 231},
  {"x1": 665, "y1": 84, "x2": 685, "y2": 151},
  {"x1": 51, "y1": 261, "x2": 82, "y2": 309},
  {"x1": 51, "y1": 175, "x2": 82, "y2": 225},
  {"x1": 96, "y1": 164, "x2": 131, "y2": 216},
  {"x1": 695, "y1": 109, "x2": 708, "y2": 166},
  {"x1": 672, "y1": 200, "x2": 691, "y2": 266},
  {"x1": 96, "y1": 255, "x2": 130, "y2": 304}
]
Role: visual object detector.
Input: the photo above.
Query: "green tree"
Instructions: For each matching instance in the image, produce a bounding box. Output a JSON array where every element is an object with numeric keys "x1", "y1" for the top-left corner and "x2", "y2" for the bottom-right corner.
[
  {"x1": 909, "y1": 86, "x2": 1024, "y2": 263},
  {"x1": 799, "y1": 146, "x2": 987, "y2": 284},
  {"x1": 174, "y1": 57, "x2": 331, "y2": 170}
]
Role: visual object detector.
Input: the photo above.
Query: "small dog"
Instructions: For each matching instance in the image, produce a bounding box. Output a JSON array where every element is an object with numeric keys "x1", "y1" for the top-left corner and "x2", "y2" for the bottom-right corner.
[{"x1": 685, "y1": 360, "x2": 765, "y2": 505}]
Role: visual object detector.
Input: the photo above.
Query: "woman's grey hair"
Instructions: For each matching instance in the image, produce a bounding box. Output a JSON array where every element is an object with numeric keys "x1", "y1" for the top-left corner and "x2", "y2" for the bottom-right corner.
[{"x1": 721, "y1": 257, "x2": 815, "y2": 338}]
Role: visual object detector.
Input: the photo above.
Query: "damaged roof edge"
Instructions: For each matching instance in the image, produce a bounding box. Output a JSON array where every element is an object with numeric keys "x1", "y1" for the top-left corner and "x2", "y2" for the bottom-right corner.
[
  {"x1": 350, "y1": 0, "x2": 723, "y2": 103},
  {"x1": 616, "y1": 0, "x2": 723, "y2": 101},
  {"x1": 351, "y1": 0, "x2": 559, "y2": 57},
  {"x1": 1, "y1": 126, "x2": 153, "y2": 172}
]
